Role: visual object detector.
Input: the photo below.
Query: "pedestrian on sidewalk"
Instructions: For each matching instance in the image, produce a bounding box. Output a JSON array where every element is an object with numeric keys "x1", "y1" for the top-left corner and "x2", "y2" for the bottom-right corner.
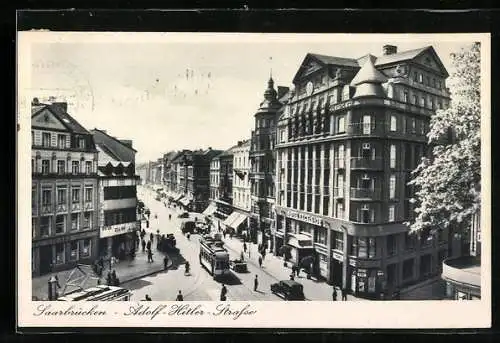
[
  {"x1": 150, "y1": 232, "x2": 154, "y2": 243},
  {"x1": 144, "y1": 294, "x2": 152, "y2": 301},
  {"x1": 289, "y1": 273, "x2": 295, "y2": 281},
  {"x1": 332, "y1": 287, "x2": 338, "y2": 301},
  {"x1": 258, "y1": 255, "x2": 263, "y2": 268},
  {"x1": 140, "y1": 229, "x2": 145, "y2": 241},
  {"x1": 147, "y1": 249, "x2": 154, "y2": 263},
  {"x1": 254, "y1": 275, "x2": 259, "y2": 291},
  {"x1": 106, "y1": 271, "x2": 112, "y2": 286},
  {"x1": 163, "y1": 256, "x2": 169, "y2": 270},
  {"x1": 146, "y1": 240, "x2": 152, "y2": 251},
  {"x1": 220, "y1": 284, "x2": 227, "y2": 301},
  {"x1": 141, "y1": 239, "x2": 146, "y2": 252},
  {"x1": 243, "y1": 242, "x2": 247, "y2": 254},
  {"x1": 341, "y1": 287, "x2": 348, "y2": 301},
  {"x1": 176, "y1": 290, "x2": 184, "y2": 301},
  {"x1": 169, "y1": 214, "x2": 172, "y2": 220},
  {"x1": 229, "y1": 231, "x2": 233, "y2": 239},
  {"x1": 223, "y1": 230, "x2": 227, "y2": 239},
  {"x1": 240, "y1": 251, "x2": 245, "y2": 261}
]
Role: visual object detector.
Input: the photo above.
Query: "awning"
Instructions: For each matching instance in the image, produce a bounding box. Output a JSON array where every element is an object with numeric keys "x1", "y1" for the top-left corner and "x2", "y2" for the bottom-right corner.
[
  {"x1": 228, "y1": 213, "x2": 248, "y2": 229},
  {"x1": 287, "y1": 234, "x2": 314, "y2": 249},
  {"x1": 202, "y1": 203, "x2": 217, "y2": 216},
  {"x1": 223, "y1": 212, "x2": 239, "y2": 227}
]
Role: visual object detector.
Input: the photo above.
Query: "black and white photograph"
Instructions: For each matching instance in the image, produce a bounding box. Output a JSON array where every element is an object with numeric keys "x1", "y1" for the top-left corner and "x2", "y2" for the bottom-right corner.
[{"x1": 17, "y1": 31, "x2": 490, "y2": 328}]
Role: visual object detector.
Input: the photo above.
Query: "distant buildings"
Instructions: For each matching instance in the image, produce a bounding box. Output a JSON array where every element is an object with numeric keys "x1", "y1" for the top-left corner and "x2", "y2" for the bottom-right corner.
[{"x1": 31, "y1": 99, "x2": 99, "y2": 276}]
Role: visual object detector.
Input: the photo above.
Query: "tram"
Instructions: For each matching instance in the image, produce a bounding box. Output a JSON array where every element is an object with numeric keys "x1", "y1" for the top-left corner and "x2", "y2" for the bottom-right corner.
[{"x1": 199, "y1": 236, "x2": 230, "y2": 279}]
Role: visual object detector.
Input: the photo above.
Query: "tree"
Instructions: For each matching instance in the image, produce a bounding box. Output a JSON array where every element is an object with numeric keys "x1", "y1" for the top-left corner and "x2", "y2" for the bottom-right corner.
[{"x1": 408, "y1": 42, "x2": 481, "y2": 247}]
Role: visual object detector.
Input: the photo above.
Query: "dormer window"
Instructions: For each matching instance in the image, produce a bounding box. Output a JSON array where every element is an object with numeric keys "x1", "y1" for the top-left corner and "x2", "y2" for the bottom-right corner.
[{"x1": 78, "y1": 137, "x2": 86, "y2": 149}]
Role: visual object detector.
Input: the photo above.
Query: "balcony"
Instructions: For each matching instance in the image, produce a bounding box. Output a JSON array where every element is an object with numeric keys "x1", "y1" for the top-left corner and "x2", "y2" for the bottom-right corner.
[
  {"x1": 442, "y1": 256, "x2": 481, "y2": 292},
  {"x1": 350, "y1": 187, "x2": 382, "y2": 200},
  {"x1": 350, "y1": 157, "x2": 383, "y2": 170},
  {"x1": 347, "y1": 122, "x2": 385, "y2": 136}
]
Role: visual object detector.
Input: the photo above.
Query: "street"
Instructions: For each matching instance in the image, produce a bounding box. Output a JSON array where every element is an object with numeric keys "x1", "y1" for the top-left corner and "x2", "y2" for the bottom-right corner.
[{"x1": 127, "y1": 185, "x2": 284, "y2": 301}]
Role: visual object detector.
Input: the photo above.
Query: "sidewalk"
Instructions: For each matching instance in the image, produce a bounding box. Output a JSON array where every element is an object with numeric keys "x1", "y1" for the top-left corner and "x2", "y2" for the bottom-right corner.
[
  {"x1": 209, "y1": 217, "x2": 365, "y2": 301},
  {"x1": 32, "y1": 244, "x2": 171, "y2": 301}
]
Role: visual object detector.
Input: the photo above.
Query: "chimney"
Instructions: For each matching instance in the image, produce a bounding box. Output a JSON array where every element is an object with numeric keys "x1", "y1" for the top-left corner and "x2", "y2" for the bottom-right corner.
[
  {"x1": 383, "y1": 45, "x2": 397, "y2": 55},
  {"x1": 52, "y1": 102, "x2": 68, "y2": 112},
  {"x1": 277, "y1": 86, "x2": 290, "y2": 99}
]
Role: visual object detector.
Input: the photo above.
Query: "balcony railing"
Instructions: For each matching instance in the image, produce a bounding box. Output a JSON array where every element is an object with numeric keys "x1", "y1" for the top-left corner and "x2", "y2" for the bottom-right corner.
[
  {"x1": 350, "y1": 187, "x2": 382, "y2": 200},
  {"x1": 350, "y1": 157, "x2": 383, "y2": 170}
]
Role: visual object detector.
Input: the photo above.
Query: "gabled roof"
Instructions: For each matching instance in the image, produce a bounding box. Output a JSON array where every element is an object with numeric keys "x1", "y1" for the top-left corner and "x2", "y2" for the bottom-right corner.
[
  {"x1": 373, "y1": 46, "x2": 428, "y2": 66},
  {"x1": 292, "y1": 53, "x2": 359, "y2": 83},
  {"x1": 96, "y1": 144, "x2": 120, "y2": 162},
  {"x1": 91, "y1": 128, "x2": 137, "y2": 153},
  {"x1": 32, "y1": 103, "x2": 90, "y2": 135}
]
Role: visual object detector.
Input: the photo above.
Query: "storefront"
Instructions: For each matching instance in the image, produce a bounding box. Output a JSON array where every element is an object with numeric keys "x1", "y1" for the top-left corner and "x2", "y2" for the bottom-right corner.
[
  {"x1": 286, "y1": 233, "x2": 314, "y2": 265},
  {"x1": 348, "y1": 259, "x2": 384, "y2": 299},
  {"x1": 99, "y1": 221, "x2": 138, "y2": 260}
]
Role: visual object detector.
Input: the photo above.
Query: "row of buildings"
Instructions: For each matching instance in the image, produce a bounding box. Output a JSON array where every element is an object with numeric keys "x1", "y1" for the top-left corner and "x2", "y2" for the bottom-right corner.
[
  {"x1": 31, "y1": 98, "x2": 139, "y2": 276},
  {"x1": 138, "y1": 44, "x2": 481, "y2": 300}
]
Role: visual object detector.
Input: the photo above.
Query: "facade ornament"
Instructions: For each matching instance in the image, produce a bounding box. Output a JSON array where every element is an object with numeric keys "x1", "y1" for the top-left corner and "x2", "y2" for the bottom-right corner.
[
  {"x1": 395, "y1": 64, "x2": 408, "y2": 77},
  {"x1": 335, "y1": 68, "x2": 343, "y2": 80}
]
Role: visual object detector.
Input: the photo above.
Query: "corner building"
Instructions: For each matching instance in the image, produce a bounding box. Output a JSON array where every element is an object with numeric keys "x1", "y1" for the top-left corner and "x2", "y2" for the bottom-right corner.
[
  {"x1": 274, "y1": 45, "x2": 451, "y2": 298},
  {"x1": 31, "y1": 100, "x2": 99, "y2": 276}
]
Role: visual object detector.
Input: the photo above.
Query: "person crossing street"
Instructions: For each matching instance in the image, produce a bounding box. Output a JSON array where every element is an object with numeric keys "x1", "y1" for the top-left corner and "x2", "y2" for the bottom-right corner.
[{"x1": 253, "y1": 274, "x2": 259, "y2": 291}]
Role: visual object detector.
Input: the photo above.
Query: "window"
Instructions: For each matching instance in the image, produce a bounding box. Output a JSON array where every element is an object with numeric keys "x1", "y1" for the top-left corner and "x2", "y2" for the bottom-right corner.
[
  {"x1": 333, "y1": 231, "x2": 344, "y2": 251},
  {"x1": 362, "y1": 115, "x2": 371, "y2": 134},
  {"x1": 388, "y1": 205, "x2": 395, "y2": 222},
  {"x1": 418, "y1": 73, "x2": 423, "y2": 83},
  {"x1": 57, "y1": 134, "x2": 66, "y2": 148},
  {"x1": 32, "y1": 131, "x2": 35, "y2": 145},
  {"x1": 413, "y1": 72, "x2": 418, "y2": 82},
  {"x1": 55, "y1": 243, "x2": 65, "y2": 264},
  {"x1": 32, "y1": 187, "x2": 36, "y2": 209},
  {"x1": 387, "y1": 234, "x2": 397, "y2": 256},
  {"x1": 85, "y1": 187, "x2": 93, "y2": 202},
  {"x1": 337, "y1": 116, "x2": 345, "y2": 133},
  {"x1": 80, "y1": 239, "x2": 91, "y2": 258},
  {"x1": 389, "y1": 175, "x2": 397, "y2": 199},
  {"x1": 420, "y1": 97, "x2": 425, "y2": 107},
  {"x1": 40, "y1": 216, "x2": 51, "y2": 236},
  {"x1": 78, "y1": 138, "x2": 86, "y2": 149},
  {"x1": 390, "y1": 145, "x2": 397, "y2": 168},
  {"x1": 71, "y1": 213, "x2": 79, "y2": 230},
  {"x1": 42, "y1": 132, "x2": 51, "y2": 147},
  {"x1": 72, "y1": 161, "x2": 80, "y2": 174},
  {"x1": 338, "y1": 144, "x2": 345, "y2": 161},
  {"x1": 405, "y1": 232, "x2": 416, "y2": 250},
  {"x1": 42, "y1": 160, "x2": 50, "y2": 174},
  {"x1": 351, "y1": 237, "x2": 376, "y2": 258},
  {"x1": 360, "y1": 205, "x2": 373, "y2": 223},
  {"x1": 83, "y1": 212, "x2": 92, "y2": 229},
  {"x1": 336, "y1": 202, "x2": 344, "y2": 219},
  {"x1": 390, "y1": 115, "x2": 397, "y2": 131},
  {"x1": 57, "y1": 187, "x2": 66, "y2": 205},
  {"x1": 412, "y1": 95, "x2": 418, "y2": 105},
  {"x1": 337, "y1": 174, "x2": 344, "y2": 196},
  {"x1": 315, "y1": 228, "x2": 327, "y2": 245},
  {"x1": 403, "y1": 259, "x2": 414, "y2": 280},
  {"x1": 55, "y1": 215, "x2": 65, "y2": 234},
  {"x1": 69, "y1": 241, "x2": 78, "y2": 261},
  {"x1": 42, "y1": 189, "x2": 51, "y2": 206},
  {"x1": 403, "y1": 90, "x2": 409, "y2": 103},
  {"x1": 85, "y1": 161, "x2": 92, "y2": 175},
  {"x1": 72, "y1": 188, "x2": 80, "y2": 203}
]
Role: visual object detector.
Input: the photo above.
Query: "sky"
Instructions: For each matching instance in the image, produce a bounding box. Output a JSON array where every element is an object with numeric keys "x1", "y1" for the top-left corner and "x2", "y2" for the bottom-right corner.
[{"x1": 23, "y1": 33, "x2": 478, "y2": 164}]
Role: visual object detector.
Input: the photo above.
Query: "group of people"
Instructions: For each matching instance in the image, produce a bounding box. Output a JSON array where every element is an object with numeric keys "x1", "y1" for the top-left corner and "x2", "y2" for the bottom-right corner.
[
  {"x1": 139, "y1": 229, "x2": 155, "y2": 263},
  {"x1": 331, "y1": 286, "x2": 348, "y2": 301}
]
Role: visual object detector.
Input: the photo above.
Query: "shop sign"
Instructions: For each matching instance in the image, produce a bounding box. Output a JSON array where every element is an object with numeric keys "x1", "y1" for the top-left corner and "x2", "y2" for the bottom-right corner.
[
  {"x1": 357, "y1": 269, "x2": 367, "y2": 277},
  {"x1": 100, "y1": 222, "x2": 136, "y2": 238},
  {"x1": 349, "y1": 258, "x2": 358, "y2": 267},
  {"x1": 332, "y1": 251, "x2": 343, "y2": 261},
  {"x1": 377, "y1": 270, "x2": 385, "y2": 277},
  {"x1": 286, "y1": 210, "x2": 323, "y2": 226}
]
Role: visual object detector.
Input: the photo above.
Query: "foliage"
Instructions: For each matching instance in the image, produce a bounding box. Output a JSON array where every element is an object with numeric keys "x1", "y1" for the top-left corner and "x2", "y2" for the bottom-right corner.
[{"x1": 408, "y1": 42, "x2": 481, "y2": 235}]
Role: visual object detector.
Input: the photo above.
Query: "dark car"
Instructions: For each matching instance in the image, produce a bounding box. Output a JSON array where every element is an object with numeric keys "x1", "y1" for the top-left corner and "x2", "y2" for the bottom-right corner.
[
  {"x1": 270, "y1": 280, "x2": 305, "y2": 300},
  {"x1": 181, "y1": 221, "x2": 196, "y2": 234},
  {"x1": 178, "y1": 212, "x2": 189, "y2": 219}
]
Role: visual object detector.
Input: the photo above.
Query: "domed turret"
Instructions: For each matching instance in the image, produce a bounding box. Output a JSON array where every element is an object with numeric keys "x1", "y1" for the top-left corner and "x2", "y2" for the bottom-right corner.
[
  {"x1": 351, "y1": 56, "x2": 388, "y2": 98},
  {"x1": 257, "y1": 76, "x2": 282, "y2": 112}
]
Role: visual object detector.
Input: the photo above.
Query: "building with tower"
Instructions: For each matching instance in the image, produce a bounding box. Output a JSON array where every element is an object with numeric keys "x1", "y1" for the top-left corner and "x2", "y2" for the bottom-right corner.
[{"x1": 274, "y1": 45, "x2": 451, "y2": 299}]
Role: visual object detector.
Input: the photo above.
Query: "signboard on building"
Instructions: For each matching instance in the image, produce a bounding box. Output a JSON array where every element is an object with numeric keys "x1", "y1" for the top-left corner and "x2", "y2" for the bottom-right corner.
[
  {"x1": 332, "y1": 251, "x2": 343, "y2": 261},
  {"x1": 100, "y1": 222, "x2": 136, "y2": 239},
  {"x1": 285, "y1": 210, "x2": 323, "y2": 226}
]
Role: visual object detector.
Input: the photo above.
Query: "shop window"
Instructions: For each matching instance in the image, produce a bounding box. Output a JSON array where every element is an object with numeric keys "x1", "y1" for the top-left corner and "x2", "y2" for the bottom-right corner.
[
  {"x1": 72, "y1": 188, "x2": 80, "y2": 203},
  {"x1": 69, "y1": 241, "x2": 78, "y2": 261},
  {"x1": 40, "y1": 216, "x2": 51, "y2": 237},
  {"x1": 387, "y1": 234, "x2": 397, "y2": 256},
  {"x1": 42, "y1": 160, "x2": 50, "y2": 175},
  {"x1": 403, "y1": 258, "x2": 414, "y2": 280},
  {"x1": 55, "y1": 243, "x2": 65, "y2": 265},
  {"x1": 71, "y1": 213, "x2": 79, "y2": 231},
  {"x1": 55, "y1": 215, "x2": 65, "y2": 234},
  {"x1": 80, "y1": 239, "x2": 91, "y2": 258}
]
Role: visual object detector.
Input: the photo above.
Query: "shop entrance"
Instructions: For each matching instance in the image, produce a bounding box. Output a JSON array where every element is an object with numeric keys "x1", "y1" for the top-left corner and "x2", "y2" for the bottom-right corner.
[
  {"x1": 39, "y1": 245, "x2": 52, "y2": 275},
  {"x1": 331, "y1": 259, "x2": 343, "y2": 287}
]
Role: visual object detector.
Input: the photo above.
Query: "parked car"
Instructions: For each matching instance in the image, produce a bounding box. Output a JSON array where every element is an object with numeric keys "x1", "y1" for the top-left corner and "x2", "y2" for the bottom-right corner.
[
  {"x1": 270, "y1": 280, "x2": 305, "y2": 300},
  {"x1": 178, "y1": 212, "x2": 189, "y2": 219},
  {"x1": 181, "y1": 221, "x2": 196, "y2": 234}
]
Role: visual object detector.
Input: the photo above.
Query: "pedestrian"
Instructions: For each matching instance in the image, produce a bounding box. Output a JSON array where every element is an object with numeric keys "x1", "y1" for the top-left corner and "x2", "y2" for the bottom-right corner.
[
  {"x1": 147, "y1": 249, "x2": 154, "y2": 263},
  {"x1": 176, "y1": 290, "x2": 184, "y2": 301},
  {"x1": 145, "y1": 294, "x2": 152, "y2": 301},
  {"x1": 341, "y1": 287, "x2": 347, "y2": 301},
  {"x1": 147, "y1": 240, "x2": 151, "y2": 251},
  {"x1": 220, "y1": 284, "x2": 227, "y2": 301},
  {"x1": 141, "y1": 239, "x2": 146, "y2": 252},
  {"x1": 150, "y1": 232, "x2": 154, "y2": 243},
  {"x1": 169, "y1": 214, "x2": 172, "y2": 220},
  {"x1": 243, "y1": 242, "x2": 247, "y2": 253},
  {"x1": 106, "y1": 271, "x2": 112, "y2": 286},
  {"x1": 289, "y1": 273, "x2": 295, "y2": 281},
  {"x1": 163, "y1": 256, "x2": 169, "y2": 270},
  {"x1": 240, "y1": 251, "x2": 244, "y2": 261},
  {"x1": 332, "y1": 287, "x2": 338, "y2": 301},
  {"x1": 258, "y1": 255, "x2": 263, "y2": 268},
  {"x1": 223, "y1": 230, "x2": 227, "y2": 239},
  {"x1": 253, "y1": 275, "x2": 259, "y2": 291},
  {"x1": 229, "y1": 231, "x2": 233, "y2": 239},
  {"x1": 140, "y1": 229, "x2": 145, "y2": 241},
  {"x1": 296, "y1": 265, "x2": 300, "y2": 277}
]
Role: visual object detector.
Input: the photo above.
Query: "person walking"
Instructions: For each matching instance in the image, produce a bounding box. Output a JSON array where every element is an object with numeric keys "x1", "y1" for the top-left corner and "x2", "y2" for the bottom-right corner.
[
  {"x1": 141, "y1": 239, "x2": 146, "y2": 252},
  {"x1": 258, "y1": 255, "x2": 263, "y2": 268},
  {"x1": 341, "y1": 287, "x2": 348, "y2": 301},
  {"x1": 169, "y1": 214, "x2": 172, "y2": 220},
  {"x1": 144, "y1": 294, "x2": 152, "y2": 301},
  {"x1": 147, "y1": 249, "x2": 154, "y2": 263},
  {"x1": 146, "y1": 240, "x2": 152, "y2": 251},
  {"x1": 243, "y1": 242, "x2": 247, "y2": 254},
  {"x1": 253, "y1": 275, "x2": 259, "y2": 291},
  {"x1": 163, "y1": 255, "x2": 169, "y2": 270},
  {"x1": 220, "y1": 284, "x2": 227, "y2": 301},
  {"x1": 332, "y1": 287, "x2": 338, "y2": 301},
  {"x1": 176, "y1": 290, "x2": 184, "y2": 301},
  {"x1": 150, "y1": 232, "x2": 154, "y2": 243},
  {"x1": 106, "y1": 271, "x2": 112, "y2": 286}
]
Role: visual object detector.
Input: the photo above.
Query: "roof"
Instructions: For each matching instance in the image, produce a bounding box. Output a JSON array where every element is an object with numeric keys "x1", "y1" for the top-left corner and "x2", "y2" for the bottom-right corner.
[
  {"x1": 309, "y1": 53, "x2": 359, "y2": 67},
  {"x1": 91, "y1": 128, "x2": 137, "y2": 153},
  {"x1": 373, "y1": 46, "x2": 429, "y2": 66},
  {"x1": 351, "y1": 55, "x2": 388, "y2": 86},
  {"x1": 32, "y1": 103, "x2": 91, "y2": 135}
]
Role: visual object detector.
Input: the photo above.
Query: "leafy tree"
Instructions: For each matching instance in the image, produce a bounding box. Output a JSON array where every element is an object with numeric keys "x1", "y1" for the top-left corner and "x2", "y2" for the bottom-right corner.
[{"x1": 408, "y1": 42, "x2": 481, "y2": 248}]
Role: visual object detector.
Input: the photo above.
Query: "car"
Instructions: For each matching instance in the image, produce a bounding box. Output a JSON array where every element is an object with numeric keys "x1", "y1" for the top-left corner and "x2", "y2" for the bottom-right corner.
[
  {"x1": 270, "y1": 280, "x2": 305, "y2": 301},
  {"x1": 181, "y1": 221, "x2": 196, "y2": 234}
]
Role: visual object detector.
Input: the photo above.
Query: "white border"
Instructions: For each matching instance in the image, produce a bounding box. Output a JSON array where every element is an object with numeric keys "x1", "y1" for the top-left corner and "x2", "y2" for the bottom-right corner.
[{"x1": 17, "y1": 32, "x2": 491, "y2": 329}]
